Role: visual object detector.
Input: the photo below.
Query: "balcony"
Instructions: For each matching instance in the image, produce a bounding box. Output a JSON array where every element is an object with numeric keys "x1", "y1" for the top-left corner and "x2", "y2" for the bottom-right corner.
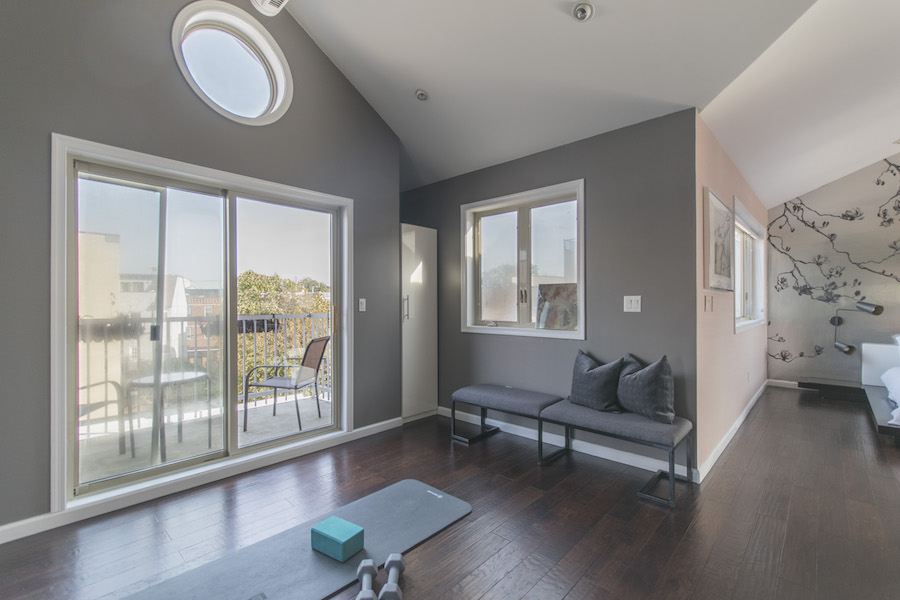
[{"x1": 77, "y1": 313, "x2": 333, "y2": 486}]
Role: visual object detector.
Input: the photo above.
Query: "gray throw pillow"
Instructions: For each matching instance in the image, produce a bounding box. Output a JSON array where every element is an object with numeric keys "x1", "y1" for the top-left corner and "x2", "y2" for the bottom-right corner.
[
  {"x1": 569, "y1": 350, "x2": 624, "y2": 412},
  {"x1": 617, "y1": 353, "x2": 675, "y2": 424}
]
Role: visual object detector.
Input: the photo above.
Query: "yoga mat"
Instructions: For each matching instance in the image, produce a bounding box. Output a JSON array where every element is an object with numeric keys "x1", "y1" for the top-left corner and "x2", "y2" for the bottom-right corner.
[{"x1": 126, "y1": 479, "x2": 471, "y2": 600}]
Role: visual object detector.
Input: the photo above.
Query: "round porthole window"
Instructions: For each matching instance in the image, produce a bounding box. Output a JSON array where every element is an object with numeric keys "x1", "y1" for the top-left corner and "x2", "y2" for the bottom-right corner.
[{"x1": 172, "y1": 1, "x2": 293, "y2": 125}]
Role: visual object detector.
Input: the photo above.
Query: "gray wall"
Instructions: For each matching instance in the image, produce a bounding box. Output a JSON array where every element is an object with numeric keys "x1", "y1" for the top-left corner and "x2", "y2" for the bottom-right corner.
[
  {"x1": 768, "y1": 152, "x2": 900, "y2": 382},
  {"x1": 0, "y1": 0, "x2": 400, "y2": 526},
  {"x1": 401, "y1": 110, "x2": 698, "y2": 444}
]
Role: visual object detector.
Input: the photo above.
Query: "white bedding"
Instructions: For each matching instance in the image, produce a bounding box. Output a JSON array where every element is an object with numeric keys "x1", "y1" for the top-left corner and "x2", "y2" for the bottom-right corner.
[{"x1": 861, "y1": 343, "x2": 900, "y2": 386}]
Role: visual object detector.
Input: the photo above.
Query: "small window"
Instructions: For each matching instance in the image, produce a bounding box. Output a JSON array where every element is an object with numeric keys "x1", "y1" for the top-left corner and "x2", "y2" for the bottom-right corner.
[
  {"x1": 172, "y1": 1, "x2": 293, "y2": 125},
  {"x1": 733, "y1": 197, "x2": 765, "y2": 330},
  {"x1": 461, "y1": 180, "x2": 584, "y2": 339},
  {"x1": 203, "y1": 305, "x2": 214, "y2": 317}
]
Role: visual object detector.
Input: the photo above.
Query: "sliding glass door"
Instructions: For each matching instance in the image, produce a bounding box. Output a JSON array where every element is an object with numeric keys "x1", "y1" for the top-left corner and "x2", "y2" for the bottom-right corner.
[{"x1": 68, "y1": 152, "x2": 342, "y2": 495}]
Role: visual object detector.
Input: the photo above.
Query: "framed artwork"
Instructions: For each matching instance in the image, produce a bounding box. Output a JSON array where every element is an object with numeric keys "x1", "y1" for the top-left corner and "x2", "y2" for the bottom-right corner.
[{"x1": 704, "y1": 187, "x2": 734, "y2": 291}]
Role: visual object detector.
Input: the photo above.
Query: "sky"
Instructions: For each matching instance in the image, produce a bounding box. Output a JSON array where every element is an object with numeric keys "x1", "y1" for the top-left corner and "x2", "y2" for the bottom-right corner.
[
  {"x1": 181, "y1": 27, "x2": 270, "y2": 119},
  {"x1": 78, "y1": 178, "x2": 332, "y2": 290},
  {"x1": 481, "y1": 200, "x2": 577, "y2": 277}
]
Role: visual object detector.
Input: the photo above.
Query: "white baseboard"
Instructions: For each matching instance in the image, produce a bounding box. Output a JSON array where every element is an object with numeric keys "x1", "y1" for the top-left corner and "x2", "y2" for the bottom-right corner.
[
  {"x1": 438, "y1": 407, "x2": 697, "y2": 483},
  {"x1": 402, "y1": 408, "x2": 438, "y2": 424},
  {"x1": 766, "y1": 379, "x2": 799, "y2": 388},
  {"x1": 0, "y1": 418, "x2": 403, "y2": 545},
  {"x1": 695, "y1": 380, "x2": 768, "y2": 480}
]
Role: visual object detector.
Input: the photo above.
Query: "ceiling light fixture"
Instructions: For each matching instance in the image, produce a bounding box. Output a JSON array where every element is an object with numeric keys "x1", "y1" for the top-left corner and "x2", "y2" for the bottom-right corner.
[
  {"x1": 572, "y1": 2, "x2": 594, "y2": 22},
  {"x1": 251, "y1": 0, "x2": 290, "y2": 17},
  {"x1": 415, "y1": 89, "x2": 429, "y2": 101}
]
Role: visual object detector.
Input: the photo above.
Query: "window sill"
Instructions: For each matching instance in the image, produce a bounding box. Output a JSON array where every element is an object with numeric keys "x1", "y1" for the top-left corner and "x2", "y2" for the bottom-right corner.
[
  {"x1": 463, "y1": 324, "x2": 585, "y2": 340},
  {"x1": 735, "y1": 317, "x2": 765, "y2": 334}
]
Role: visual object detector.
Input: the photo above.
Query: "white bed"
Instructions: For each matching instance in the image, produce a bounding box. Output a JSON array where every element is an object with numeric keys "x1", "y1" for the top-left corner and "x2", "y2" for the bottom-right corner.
[{"x1": 860, "y1": 343, "x2": 900, "y2": 437}]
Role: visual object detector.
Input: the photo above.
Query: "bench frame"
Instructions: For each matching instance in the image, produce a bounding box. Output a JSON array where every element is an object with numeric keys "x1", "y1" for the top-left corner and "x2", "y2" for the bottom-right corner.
[
  {"x1": 450, "y1": 398, "x2": 569, "y2": 464},
  {"x1": 539, "y1": 415, "x2": 693, "y2": 507}
]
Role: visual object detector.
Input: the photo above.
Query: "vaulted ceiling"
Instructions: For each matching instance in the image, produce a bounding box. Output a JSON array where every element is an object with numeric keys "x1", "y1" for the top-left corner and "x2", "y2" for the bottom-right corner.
[{"x1": 286, "y1": 0, "x2": 900, "y2": 207}]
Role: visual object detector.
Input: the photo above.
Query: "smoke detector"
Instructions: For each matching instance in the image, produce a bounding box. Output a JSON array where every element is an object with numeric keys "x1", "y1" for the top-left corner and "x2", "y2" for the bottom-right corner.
[
  {"x1": 572, "y1": 3, "x2": 594, "y2": 22},
  {"x1": 251, "y1": 0, "x2": 290, "y2": 17}
]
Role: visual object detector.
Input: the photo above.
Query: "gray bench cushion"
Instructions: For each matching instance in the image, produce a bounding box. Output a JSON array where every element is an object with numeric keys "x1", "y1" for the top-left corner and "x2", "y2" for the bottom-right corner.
[
  {"x1": 540, "y1": 399, "x2": 692, "y2": 448},
  {"x1": 451, "y1": 384, "x2": 563, "y2": 418}
]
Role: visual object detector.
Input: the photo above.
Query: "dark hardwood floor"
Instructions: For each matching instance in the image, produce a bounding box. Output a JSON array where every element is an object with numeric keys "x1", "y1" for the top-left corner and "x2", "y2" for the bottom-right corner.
[{"x1": 2, "y1": 385, "x2": 900, "y2": 599}]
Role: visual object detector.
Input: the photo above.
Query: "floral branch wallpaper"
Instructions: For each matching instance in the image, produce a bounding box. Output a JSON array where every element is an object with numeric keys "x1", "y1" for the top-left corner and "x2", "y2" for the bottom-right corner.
[{"x1": 767, "y1": 152, "x2": 900, "y2": 382}]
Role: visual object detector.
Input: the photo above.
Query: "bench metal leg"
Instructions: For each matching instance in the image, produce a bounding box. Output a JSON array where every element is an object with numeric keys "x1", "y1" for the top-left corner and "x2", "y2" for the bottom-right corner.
[
  {"x1": 636, "y1": 432, "x2": 693, "y2": 508},
  {"x1": 538, "y1": 421, "x2": 570, "y2": 465},
  {"x1": 450, "y1": 402, "x2": 500, "y2": 444}
]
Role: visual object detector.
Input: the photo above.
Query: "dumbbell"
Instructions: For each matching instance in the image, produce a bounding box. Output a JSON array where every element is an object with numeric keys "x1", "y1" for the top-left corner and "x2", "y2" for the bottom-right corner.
[
  {"x1": 378, "y1": 553, "x2": 405, "y2": 600},
  {"x1": 356, "y1": 558, "x2": 377, "y2": 600}
]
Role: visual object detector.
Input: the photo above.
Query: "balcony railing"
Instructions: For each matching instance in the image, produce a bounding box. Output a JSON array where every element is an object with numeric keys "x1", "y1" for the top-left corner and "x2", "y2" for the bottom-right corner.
[{"x1": 78, "y1": 312, "x2": 332, "y2": 437}]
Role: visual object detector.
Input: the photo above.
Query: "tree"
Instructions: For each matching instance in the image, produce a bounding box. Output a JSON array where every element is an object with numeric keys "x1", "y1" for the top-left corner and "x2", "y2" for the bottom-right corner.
[
  {"x1": 237, "y1": 270, "x2": 330, "y2": 316},
  {"x1": 236, "y1": 271, "x2": 332, "y2": 398}
]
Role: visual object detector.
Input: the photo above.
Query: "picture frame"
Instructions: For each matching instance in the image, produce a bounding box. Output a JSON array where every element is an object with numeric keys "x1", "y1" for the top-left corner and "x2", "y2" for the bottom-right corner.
[{"x1": 704, "y1": 187, "x2": 734, "y2": 291}]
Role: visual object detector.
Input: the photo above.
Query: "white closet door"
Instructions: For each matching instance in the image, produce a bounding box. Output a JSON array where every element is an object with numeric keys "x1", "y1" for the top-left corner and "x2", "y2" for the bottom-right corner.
[{"x1": 401, "y1": 224, "x2": 438, "y2": 418}]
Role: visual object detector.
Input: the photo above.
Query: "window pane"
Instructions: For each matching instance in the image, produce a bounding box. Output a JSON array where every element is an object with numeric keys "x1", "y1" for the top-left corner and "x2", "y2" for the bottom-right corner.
[
  {"x1": 75, "y1": 178, "x2": 227, "y2": 484},
  {"x1": 734, "y1": 229, "x2": 744, "y2": 318},
  {"x1": 531, "y1": 201, "x2": 577, "y2": 327},
  {"x1": 479, "y1": 211, "x2": 518, "y2": 322},
  {"x1": 181, "y1": 27, "x2": 271, "y2": 118},
  {"x1": 77, "y1": 178, "x2": 161, "y2": 481},
  {"x1": 236, "y1": 198, "x2": 334, "y2": 448}
]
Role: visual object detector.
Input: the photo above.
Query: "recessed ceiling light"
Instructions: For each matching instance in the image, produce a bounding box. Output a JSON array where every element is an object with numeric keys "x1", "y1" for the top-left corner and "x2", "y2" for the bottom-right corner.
[
  {"x1": 415, "y1": 89, "x2": 429, "y2": 101},
  {"x1": 572, "y1": 2, "x2": 593, "y2": 22}
]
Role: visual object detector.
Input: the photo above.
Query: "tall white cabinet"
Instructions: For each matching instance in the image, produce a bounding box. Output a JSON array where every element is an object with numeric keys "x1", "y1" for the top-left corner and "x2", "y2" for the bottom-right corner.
[{"x1": 401, "y1": 224, "x2": 438, "y2": 419}]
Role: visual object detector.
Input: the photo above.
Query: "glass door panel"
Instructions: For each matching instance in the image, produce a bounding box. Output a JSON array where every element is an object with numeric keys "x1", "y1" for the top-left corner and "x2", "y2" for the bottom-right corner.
[
  {"x1": 236, "y1": 197, "x2": 334, "y2": 447},
  {"x1": 75, "y1": 171, "x2": 225, "y2": 488},
  {"x1": 77, "y1": 176, "x2": 160, "y2": 483}
]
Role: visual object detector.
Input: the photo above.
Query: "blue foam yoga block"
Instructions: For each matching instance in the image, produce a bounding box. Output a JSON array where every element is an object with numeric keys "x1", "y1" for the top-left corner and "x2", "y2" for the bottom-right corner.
[{"x1": 310, "y1": 516, "x2": 364, "y2": 562}]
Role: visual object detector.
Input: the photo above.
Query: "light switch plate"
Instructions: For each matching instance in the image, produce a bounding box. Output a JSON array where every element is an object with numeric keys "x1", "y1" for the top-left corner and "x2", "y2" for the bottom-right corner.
[
  {"x1": 624, "y1": 295, "x2": 641, "y2": 312},
  {"x1": 358, "y1": 298, "x2": 366, "y2": 312}
]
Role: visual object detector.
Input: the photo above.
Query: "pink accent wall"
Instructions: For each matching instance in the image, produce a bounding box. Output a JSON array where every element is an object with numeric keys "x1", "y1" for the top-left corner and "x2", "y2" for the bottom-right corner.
[{"x1": 695, "y1": 113, "x2": 768, "y2": 473}]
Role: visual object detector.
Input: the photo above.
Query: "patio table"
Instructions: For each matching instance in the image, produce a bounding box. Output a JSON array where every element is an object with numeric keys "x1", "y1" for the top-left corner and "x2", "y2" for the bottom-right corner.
[{"x1": 127, "y1": 370, "x2": 211, "y2": 463}]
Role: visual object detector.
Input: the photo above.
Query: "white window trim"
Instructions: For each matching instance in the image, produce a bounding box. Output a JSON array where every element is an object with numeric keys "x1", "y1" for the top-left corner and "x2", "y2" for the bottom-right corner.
[
  {"x1": 460, "y1": 179, "x2": 585, "y2": 340},
  {"x1": 50, "y1": 133, "x2": 354, "y2": 512},
  {"x1": 733, "y1": 196, "x2": 765, "y2": 333}
]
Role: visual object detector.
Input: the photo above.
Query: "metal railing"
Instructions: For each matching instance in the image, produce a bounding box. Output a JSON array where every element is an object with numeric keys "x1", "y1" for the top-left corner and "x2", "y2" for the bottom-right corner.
[
  {"x1": 77, "y1": 313, "x2": 332, "y2": 435},
  {"x1": 237, "y1": 313, "x2": 332, "y2": 402}
]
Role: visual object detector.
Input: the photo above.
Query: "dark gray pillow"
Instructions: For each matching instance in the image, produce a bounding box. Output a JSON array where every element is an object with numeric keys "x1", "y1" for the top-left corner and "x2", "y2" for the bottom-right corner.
[
  {"x1": 617, "y1": 353, "x2": 675, "y2": 424},
  {"x1": 569, "y1": 350, "x2": 623, "y2": 412}
]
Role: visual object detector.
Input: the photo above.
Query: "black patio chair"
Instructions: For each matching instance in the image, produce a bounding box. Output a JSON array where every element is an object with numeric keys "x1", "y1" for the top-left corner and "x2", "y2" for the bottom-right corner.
[{"x1": 242, "y1": 336, "x2": 330, "y2": 432}]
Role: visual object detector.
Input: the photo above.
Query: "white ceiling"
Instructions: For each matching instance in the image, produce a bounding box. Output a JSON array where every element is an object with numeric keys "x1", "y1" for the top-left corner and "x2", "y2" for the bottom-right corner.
[
  {"x1": 286, "y1": 0, "x2": 900, "y2": 207},
  {"x1": 701, "y1": 0, "x2": 900, "y2": 208}
]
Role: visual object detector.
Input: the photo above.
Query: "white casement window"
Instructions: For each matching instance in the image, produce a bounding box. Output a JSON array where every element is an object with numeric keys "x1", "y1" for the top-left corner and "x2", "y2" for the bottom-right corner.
[
  {"x1": 461, "y1": 180, "x2": 585, "y2": 339},
  {"x1": 733, "y1": 197, "x2": 765, "y2": 331}
]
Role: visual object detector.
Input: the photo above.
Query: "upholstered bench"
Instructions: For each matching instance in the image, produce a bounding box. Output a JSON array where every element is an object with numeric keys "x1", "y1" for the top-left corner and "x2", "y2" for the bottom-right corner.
[
  {"x1": 450, "y1": 384, "x2": 567, "y2": 463},
  {"x1": 539, "y1": 399, "x2": 693, "y2": 507}
]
